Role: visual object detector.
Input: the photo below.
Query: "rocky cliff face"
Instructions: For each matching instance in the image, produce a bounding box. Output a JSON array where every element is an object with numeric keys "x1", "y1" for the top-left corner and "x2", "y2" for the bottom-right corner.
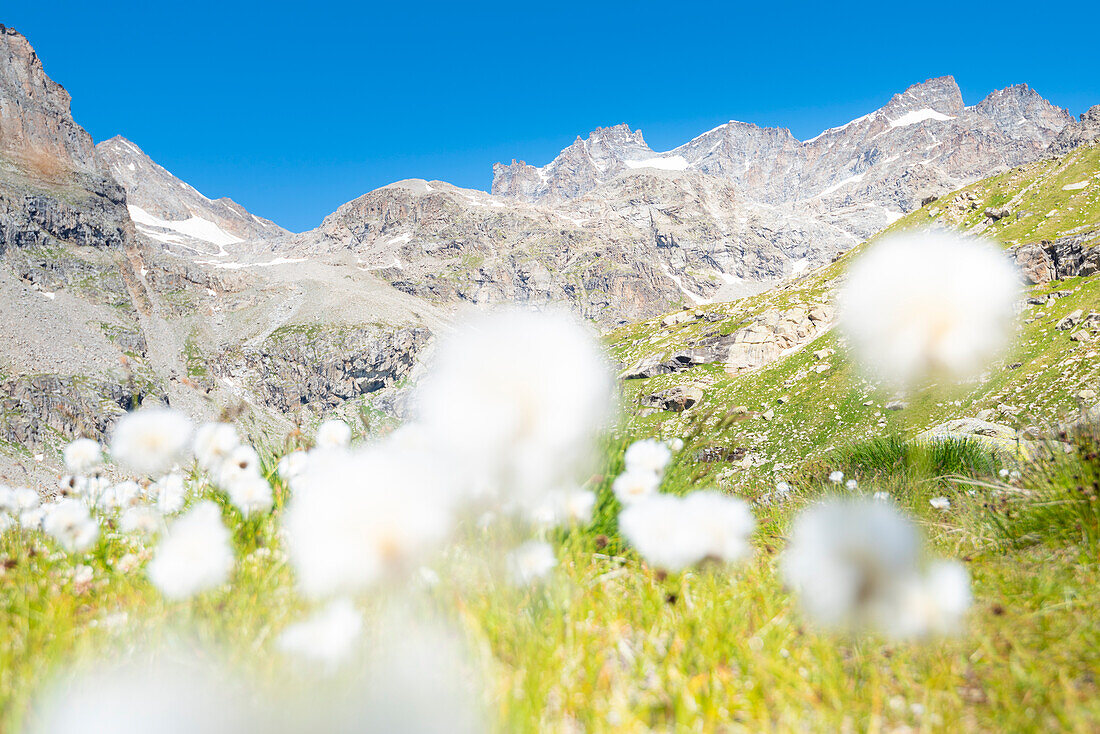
[
  {"x1": 1048, "y1": 105, "x2": 1100, "y2": 156},
  {"x1": 0, "y1": 26, "x2": 443, "y2": 472}
]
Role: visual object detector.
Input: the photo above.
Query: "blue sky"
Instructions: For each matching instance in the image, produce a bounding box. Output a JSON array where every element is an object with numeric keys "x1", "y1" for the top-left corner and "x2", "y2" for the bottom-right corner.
[{"x1": 8, "y1": 1, "x2": 1100, "y2": 232}]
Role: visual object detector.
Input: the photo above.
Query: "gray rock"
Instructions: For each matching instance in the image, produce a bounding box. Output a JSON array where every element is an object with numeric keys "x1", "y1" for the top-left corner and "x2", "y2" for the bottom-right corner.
[{"x1": 641, "y1": 385, "x2": 704, "y2": 412}]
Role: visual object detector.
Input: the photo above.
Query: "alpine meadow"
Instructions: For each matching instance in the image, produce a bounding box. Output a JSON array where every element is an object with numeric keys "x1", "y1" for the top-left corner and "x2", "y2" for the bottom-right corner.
[{"x1": 3, "y1": 12, "x2": 1100, "y2": 734}]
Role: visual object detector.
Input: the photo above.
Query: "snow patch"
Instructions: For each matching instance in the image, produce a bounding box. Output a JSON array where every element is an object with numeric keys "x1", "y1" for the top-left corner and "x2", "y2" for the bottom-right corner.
[
  {"x1": 817, "y1": 174, "x2": 865, "y2": 198},
  {"x1": 127, "y1": 205, "x2": 243, "y2": 247},
  {"x1": 624, "y1": 155, "x2": 690, "y2": 171},
  {"x1": 1062, "y1": 181, "x2": 1089, "y2": 191},
  {"x1": 888, "y1": 109, "x2": 954, "y2": 128}
]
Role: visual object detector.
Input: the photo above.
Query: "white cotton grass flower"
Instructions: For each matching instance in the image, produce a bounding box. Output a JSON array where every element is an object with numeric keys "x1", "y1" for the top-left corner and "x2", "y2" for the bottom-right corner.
[
  {"x1": 216, "y1": 445, "x2": 262, "y2": 489},
  {"x1": 829, "y1": 471, "x2": 844, "y2": 483},
  {"x1": 97, "y1": 481, "x2": 142, "y2": 512},
  {"x1": 20, "y1": 507, "x2": 46, "y2": 531},
  {"x1": 668, "y1": 437, "x2": 685, "y2": 452},
  {"x1": 620, "y1": 492, "x2": 754, "y2": 572},
  {"x1": 414, "y1": 307, "x2": 614, "y2": 510},
  {"x1": 226, "y1": 474, "x2": 273, "y2": 518},
  {"x1": 508, "y1": 540, "x2": 557, "y2": 586},
  {"x1": 42, "y1": 499, "x2": 99, "y2": 553},
  {"x1": 845, "y1": 479, "x2": 858, "y2": 491},
  {"x1": 930, "y1": 496, "x2": 951, "y2": 510},
  {"x1": 153, "y1": 473, "x2": 187, "y2": 514},
  {"x1": 623, "y1": 439, "x2": 672, "y2": 476},
  {"x1": 781, "y1": 498, "x2": 971, "y2": 638},
  {"x1": 13, "y1": 486, "x2": 40, "y2": 511},
  {"x1": 63, "y1": 438, "x2": 102, "y2": 475},
  {"x1": 30, "y1": 651, "x2": 247, "y2": 734},
  {"x1": 276, "y1": 598, "x2": 364, "y2": 669},
  {"x1": 0, "y1": 513, "x2": 14, "y2": 534},
  {"x1": 612, "y1": 469, "x2": 661, "y2": 505},
  {"x1": 889, "y1": 560, "x2": 972, "y2": 639},
  {"x1": 283, "y1": 445, "x2": 453, "y2": 598},
  {"x1": 315, "y1": 418, "x2": 352, "y2": 449},
  {"x1": 781, "y1": 498, "x2": 921, "y2": 631},
  {"x1": 277, "y1": 450, "x2": 309, "y2": 483},
  {"x1": 193, "y1": 423, "x2": 240, "y2": 473},
  {"x1": 147, "y1": 501, "x2": 233, "y2": 600},
  {"x1": 838, "y1": 229, "x2": 1021, "y2": 386},
  {"x1": 0, "y1": 485, "x2": 16, "y2": 514},
  {"x1": 109, "y1": 407, "x2": 194, "y2": 477},
  {"x1": 120, "y1": 506, "x2": 161, "y2": 535}
]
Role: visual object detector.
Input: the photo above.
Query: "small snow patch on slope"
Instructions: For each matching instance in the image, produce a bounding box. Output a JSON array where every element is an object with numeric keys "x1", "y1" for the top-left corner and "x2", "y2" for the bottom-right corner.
[
  {"x1": 888, "y1": 109, "x2": 955, "y2": 127},
  {"x1": 624, "y1": 156, "x2": 690, "y2": 171},
  {"x1": 127, "y1": 205, "x2": 243, "y2": 247},
  {"x1": 1062, "y1": 181, "x2": 1089, "y2": 191}
]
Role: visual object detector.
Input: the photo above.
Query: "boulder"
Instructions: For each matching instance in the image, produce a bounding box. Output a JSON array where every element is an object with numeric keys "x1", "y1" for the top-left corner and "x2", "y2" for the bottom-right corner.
[
  {"x1": 916, "y1": 418, "x2": 1030, "y2": 460},
  {"x1": 641, "y1": 385, "x2": 704, "y2": 412},
  {"x1": 1057, "y1": 309, "x2": 1084, "y2": 331}
]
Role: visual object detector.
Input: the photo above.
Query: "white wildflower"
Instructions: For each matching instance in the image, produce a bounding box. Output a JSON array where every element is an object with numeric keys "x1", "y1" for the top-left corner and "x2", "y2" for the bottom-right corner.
[
  {"x1": 20, "y1": 507, "x2": 46, "y2": 530},
  {"x1": 619, "y1": 495, "x2": 704, "y2": 572},
  {"x1": 0, "y1": 485, "x2": 16, "y2": 514},
  {"x1": 0, "y1": 513, "x2": 13, "y2": 534},
  {"x1": 929, "y1": 496, "x2": 951, "y2": 510},
  {"x1": 889, "y1": 560, "x2": 972, "y2": 638},
  {"x1": 415, "y1": 308, "x2": 614, "y2": 509},
  {"x1": 277, "y1": 450, "x2": 309, "y2": 483},
  {"x1": 612, "y1": 469, "x2": 661, "y2": 505},
  {"x1": 120, "y1": 506, "x2": 161, "y2": 535},
  {"x1": 42, "y1": 499, "x2": 99, "y2": 553},
  {"x1": 508, "y1": 540, "x2": 557, "y2": 585},
  {"x1": 13, "y1": 487, "x2": 40, "y2": 511},
  {"x1": 873, "y1": 491, "x2": 892, "y2": 502},
  {"x1": 681, "y1": 491, "x2": 755, "y2": 564},
  {"x1": 668, "y1": 437, "x2": 685, "y2": 452},
  {"x1": 193, "y1": 423, "x2": 240, "y2": 473},
  {"x1": 563, "y1": 488, "x2": 597, "y2": 524},
  {"x1": 283, "y1": 446, "x2": 453, "y2": 598},
  {"x1": 63, "y1": 438, "x2": 102, "y2": 475},
  {"x1": 98, "y1": 481, "x2": 142, "y2": 512},
  {"x1": 838, "y1": 230, "x2": 1021, "y2": 385},
  {"x1": 781, "y1": 499, "x2": 921, "y2": 631},
  {"x1": 276, "y1": 598, "x2": 363, "y2": 669},
  {"x1": 216, "y1": 445, "x2": 261, "y2": 489},
  {"x1": 71, "y1": 564, "x2": 94, "y2": 587},
  {"x1": 829, "y1": 470, "x2": 844, "y2": 483},
  {"x1": 114, "y1": 553, "x2": 141, "y2": 574},
  {"x1": 227, "y1": 474, "x2": 273, "y2": 518},
  {"x1": 846, "y1": 479, "x2": 858, "y2": 491},
  {"x1": 315, "y1": 418, "x2": 352, "y2": 449},
  {"x1": 109, "y1": 408, "x2": 194, "y2": 477},
  {"x1": 153, "y1": 473, "x2": 187, "y2": 514},
  {"x1": 147, "y1": 501, "x2": 233, "y2": 600},
  {"x1": 623, "y1": 439, "x2": 672, "y2": 476}
]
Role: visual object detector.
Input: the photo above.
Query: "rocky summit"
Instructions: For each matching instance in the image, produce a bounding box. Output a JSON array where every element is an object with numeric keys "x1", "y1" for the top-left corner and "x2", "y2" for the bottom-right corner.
[{"x1": 0, "y1": 22, "x2": 1097, "y2": 480}]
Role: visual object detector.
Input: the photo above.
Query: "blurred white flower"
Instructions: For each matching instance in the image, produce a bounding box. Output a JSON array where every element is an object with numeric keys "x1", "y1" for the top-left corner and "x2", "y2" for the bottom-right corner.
[
  {"x1": 508, "y1": 540, "x2": 557, "y2": 585},
  {"x1": 838, "y1": 230, "x2": 1021, "y2": 386},
  {"x1": 30, "y1": 652, "x2": 247, "y2": 734},
  {"x1": 277, "y1": 450, "x2": 309, "y2": 483},
  {"x1": 217, "y1": 445, "x2": 261, "y2": 489},
  {"x1": 42, "y1": 499, "x2": 99, "y2": 553},
  {"x1": 277, "y1": 598, "x2": 363, "y2": 669},
  {"x1": 315, "y1": 419, "x2": 352, "y2": 449},
  {"x1": 98, "y1": 481, "x2": 142, "y2": 512},
  {"x1": 0, "y1": 512, "x2": 14, "y2": 534},
  {"x1": 227, "y1": 475, "x2": 273, "y2": 518},
  {"x1": 153, "y1": 473, "x2": 187, "y2": 515},
  {"x1": 929, "y1": 496, "x2": 951, "y2": 510},
  {"x1": 828, "y1": 471, "x2": 844, "y2": 483},
  {"x1": 681, "y1": 491, "x2": 755, "y2": 564},
  {"x1": 562, "y1": 488, "x2": 597, "y2": 525},
  {"x1": 20, "y1": 507, "x2": 46, "y2": 530},
  {"x1": 781, "y1": 499, "x2": 920, "y2": 631},
  {"x1": 109, "y1": 408, "x2": 194, "y2": 477},
  {"x1": 63, "y1": 438, "x2": 102, "y2": 475},
  {"x1": 889, "y1": 560, "x2": 972, "y2": 638},
  {"x1": 120, "y1": 506, "x2": 161, "y2": 535},
  {"x1": 668, "y1": 437, "x2": 685, "y2": 452},
  {"x1": 14, "y1": 487, "x2": 40, "y2": 511},
  {"x1": 873, "y1": 491, "x2": 891, "y2": 502},
  {"x1": 415, "y1": 308, "x2": 614, "y2": 510},
  {"x1": 0, "y1": 485, "x2": 15, "y2": 514},
  {"x1": 845, "y1": 479, "x2": 858, "y2": 491},
  {"x1": 147, "y1": 501, "x2": 233, "y2": 600},
  {"x1": 283, "y1": 446, "x2": 453, "y2": 598},
  {"x1": 620, "y1": 492, "x2": 754, "y2": 572},
  {"x1": 612, "y1": 469, "x2": 660, "y2": 505},
  {"x1": 193, "y1": 423, "x2": 240, "y2": 473},
  {"x1": 623, "y1": 439, "x2": 672, "y2": 476},
  {"x1": 781, "y1": 498, "x2": 970, "y2": 638}
]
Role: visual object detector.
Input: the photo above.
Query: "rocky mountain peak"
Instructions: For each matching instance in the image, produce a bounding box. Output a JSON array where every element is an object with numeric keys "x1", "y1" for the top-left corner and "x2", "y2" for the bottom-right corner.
[
  {"x1": 96, "y1": 135, "x2": 289, "y2": 256},
  {"x1": 882, "y1": 76, "x2": 965, "y2": 118},
  {"x1": 0, "y1": 24, "x2": 100, "y2": 177}
]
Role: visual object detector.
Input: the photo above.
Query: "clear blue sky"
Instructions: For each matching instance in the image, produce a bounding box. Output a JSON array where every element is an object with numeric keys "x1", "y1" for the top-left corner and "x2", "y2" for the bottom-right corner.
[{"x1": 7, "y1": 1, "x2": 1099, "y2": 232}]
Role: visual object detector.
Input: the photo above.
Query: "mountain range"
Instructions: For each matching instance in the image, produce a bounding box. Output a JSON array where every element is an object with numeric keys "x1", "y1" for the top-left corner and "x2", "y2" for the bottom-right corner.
[{"x1": 1, "y1": 21, "x2": 1098, "y2": 481}]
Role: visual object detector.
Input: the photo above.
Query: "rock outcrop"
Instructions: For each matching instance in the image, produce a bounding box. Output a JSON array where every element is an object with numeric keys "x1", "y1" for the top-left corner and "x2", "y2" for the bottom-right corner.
[
  {"x1": 1010, "y1": 231, "x2": 1100, "y2": 284},
  {"x1": 1047, "y1": 105, "x2": 1100, "y2": 156}
]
